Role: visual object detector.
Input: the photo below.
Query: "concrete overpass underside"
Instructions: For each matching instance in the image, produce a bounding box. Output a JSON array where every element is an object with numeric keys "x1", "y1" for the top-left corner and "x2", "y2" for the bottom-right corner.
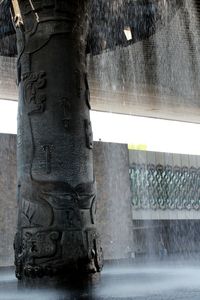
[{"x1": 0, "y1": 1, "x2": 200, "y2": 123}]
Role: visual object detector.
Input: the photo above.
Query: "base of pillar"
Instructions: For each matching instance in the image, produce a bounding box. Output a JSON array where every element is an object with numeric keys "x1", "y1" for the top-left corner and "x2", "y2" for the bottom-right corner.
[
  {"x1": 16, "y1": 258, "x2": 102, "y2": 278},
  {"x1": 17, "y1": 270, "x2": 101, "y2": 290},
  {"x1": 14, "y1": 228, "x2": 103, "y2": 281}
]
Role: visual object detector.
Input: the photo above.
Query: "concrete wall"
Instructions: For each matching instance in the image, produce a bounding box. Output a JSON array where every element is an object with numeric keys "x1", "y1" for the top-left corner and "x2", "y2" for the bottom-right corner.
[
  {"x1": 0, "y1": 134, "x2": 133, "y2": 266},
  {"x1": 94, "y1": 142, "x2": 134, "y2": 260},
  {"x1": 129, "y1": 150, "x2": 200, "y2": 169},
  {"x1": 0, "y1": 134, "x2": 17, "y2": 266}
]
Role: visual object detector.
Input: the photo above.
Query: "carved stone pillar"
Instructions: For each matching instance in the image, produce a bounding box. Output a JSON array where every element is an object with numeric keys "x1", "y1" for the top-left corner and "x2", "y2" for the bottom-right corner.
[{"x1": 11, "y1": 0, "x2": 102, "y2": 280}]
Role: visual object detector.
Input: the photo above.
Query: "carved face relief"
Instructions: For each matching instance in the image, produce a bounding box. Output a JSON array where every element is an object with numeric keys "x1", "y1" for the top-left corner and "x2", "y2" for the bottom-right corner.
[
  {"x1": 23, "y1": 230, "x2": 60, "y2": 259},
  {"x1": 23, "y1": 71, "x2": 46, "y2": 115}
]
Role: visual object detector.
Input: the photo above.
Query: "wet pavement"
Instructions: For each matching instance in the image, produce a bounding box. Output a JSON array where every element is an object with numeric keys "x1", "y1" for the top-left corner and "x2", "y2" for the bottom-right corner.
[{"x1": 1, "y1": 262, "x2": 200, "y2": 299}]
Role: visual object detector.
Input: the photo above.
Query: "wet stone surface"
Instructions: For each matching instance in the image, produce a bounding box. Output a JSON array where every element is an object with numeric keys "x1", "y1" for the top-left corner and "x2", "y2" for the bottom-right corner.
[{"x1": 2, "y1": 262, "x2": 200, "y2": 299}]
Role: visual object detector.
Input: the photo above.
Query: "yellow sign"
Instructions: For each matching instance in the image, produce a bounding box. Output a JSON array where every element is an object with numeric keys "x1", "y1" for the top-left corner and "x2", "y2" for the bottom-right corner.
[{"x1": 128, "y1": 144, "x2": 147, "y2": 151}]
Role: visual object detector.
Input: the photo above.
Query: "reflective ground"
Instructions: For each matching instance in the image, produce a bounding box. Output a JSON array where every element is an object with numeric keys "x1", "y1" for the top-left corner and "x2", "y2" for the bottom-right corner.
[{"x1": 1, "y1": 262, "x2": 200, "y2": 299}]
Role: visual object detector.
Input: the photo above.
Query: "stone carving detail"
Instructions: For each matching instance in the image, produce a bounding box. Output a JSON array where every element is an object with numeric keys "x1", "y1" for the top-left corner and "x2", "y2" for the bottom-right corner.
[
  {"x1": 14, "y1": 229, "x2": 61, "y2": 279},
  {"x1": 23, "y1": 71, "x2": 46, "y2": 115},
  {"x1": 14, "y1": 180, "x2": 102, "y2": 278},
  {"x1": 59, "y1": 97, "x2": 71, "y2": 129},
  {"x1": 130, "y1": 163, "x2": 200, "y2": 210},
  {"x1": 21, "y1": 199, "x2": 36, "y2": 226},
  {"x1": 93, "y1": 236, "x2": 104, "y2": 272},
  {"x1": 90, "y1": 197, "x2": 97, "y2": 225},
  {"x1": 23, "y1": 229, "x2": 60, "y2": 259},
  {"x1": 84, "y1": 229, "x2": 103, "y2": 272},
  {"x1": 21, "y1": 197, "x2": 54, "y2": 227},
  {"x1": 13, "y1": 0, "x2": 102, "y2": 280},
  {"x1": 14, "y1": 232, "x2": 23, "y2": 280},
  {"x1": 43, "y1": 191, "x2": 82, "y2": 229},
  {"x1": 85, "y1": 119, "x2": 93, "y2": 149},
  {"x1": 41, "y1": 144, "x2": 54, "y2": 174}
]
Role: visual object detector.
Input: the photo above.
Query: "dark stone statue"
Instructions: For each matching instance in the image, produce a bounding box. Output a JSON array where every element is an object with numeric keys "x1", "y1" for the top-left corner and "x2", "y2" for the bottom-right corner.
[{"x1": 11, "y1": 0, "x2": 103, "y2": 281}]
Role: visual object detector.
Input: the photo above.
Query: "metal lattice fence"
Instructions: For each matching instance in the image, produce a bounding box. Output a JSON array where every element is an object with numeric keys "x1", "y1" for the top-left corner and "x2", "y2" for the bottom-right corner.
[{"x1": 130, "y1": 163, "x2": 200, "y2": 210}]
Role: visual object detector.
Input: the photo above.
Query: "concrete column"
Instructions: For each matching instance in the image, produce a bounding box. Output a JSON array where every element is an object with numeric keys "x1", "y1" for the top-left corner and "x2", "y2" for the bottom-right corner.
[
  {"x1": 11, "y1": 0, "x2": 102, "y2": 280},
  {"x1": 94, "y1": 142, "x2": 134, "y2": 260}
]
